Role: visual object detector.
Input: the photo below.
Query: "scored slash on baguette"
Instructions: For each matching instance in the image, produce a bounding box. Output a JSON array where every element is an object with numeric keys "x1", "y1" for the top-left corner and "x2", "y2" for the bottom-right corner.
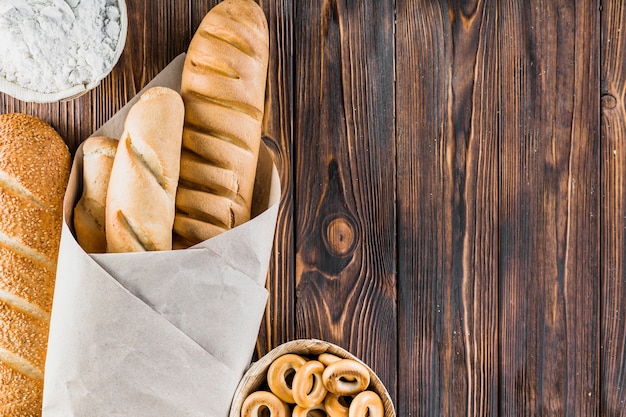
[
  {"x1": 0, "y1": 170, "x2": 54, "y2": 212},
  {"x1": 0, "y1": 233, "x2": 56, "y2": 272},
  {"x1": 0, "y1": 346, "x2": 43, "y2": 381},
  {"x1": 174, "y1": 0, "x2": 269, "y2": 248},
  {"x1": 114, "y1": 208, "x2": 158, "y2": 252}
]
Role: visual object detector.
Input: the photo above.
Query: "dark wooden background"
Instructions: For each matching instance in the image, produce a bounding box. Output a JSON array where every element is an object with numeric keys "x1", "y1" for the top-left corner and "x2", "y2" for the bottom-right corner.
[{"x1": 1, "y1": 0, "x2": 625, "y2": 415}]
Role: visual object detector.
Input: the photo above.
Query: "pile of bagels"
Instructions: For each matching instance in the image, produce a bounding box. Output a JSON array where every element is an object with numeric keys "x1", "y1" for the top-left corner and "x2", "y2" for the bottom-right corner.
[
  {"x1": 241, "y1": 353, "x2": 385, "y2": 417},
  {"x1": 74, "y1": 0, "x2": 269, "y2": 253}
]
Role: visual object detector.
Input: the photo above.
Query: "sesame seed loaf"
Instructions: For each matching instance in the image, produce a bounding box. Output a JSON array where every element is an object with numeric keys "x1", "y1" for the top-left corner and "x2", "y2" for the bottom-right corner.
[{"x1": 0, "y1": 113, "x2": 70, "y2": 417}]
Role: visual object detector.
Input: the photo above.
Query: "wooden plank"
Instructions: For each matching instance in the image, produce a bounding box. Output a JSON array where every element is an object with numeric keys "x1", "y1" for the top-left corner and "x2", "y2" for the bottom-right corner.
[
  {"x1": 396, "y1": 0, "x2": 499, "y2": 414},
  {"x1": 190, "y1": 1, "x2": 219, "y2": 32},
  {"x1": 293, "y1": 0, "x2": 397, "y2": 400},
  {"x1": 499, "y1": 1, "x2": 600, "y2": 414},
  {"x1": 255, "y1": 0, "x2": 296, "y2": 357},
  {"x1": 600, "y1": 0, "x2": 626, "y2": 413}
]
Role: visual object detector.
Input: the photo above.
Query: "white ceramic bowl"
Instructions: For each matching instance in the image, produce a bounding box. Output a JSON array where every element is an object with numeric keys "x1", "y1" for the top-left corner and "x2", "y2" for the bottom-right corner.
[{"x1": 0, "y1": 0, "x2": 128, "y2": 103}]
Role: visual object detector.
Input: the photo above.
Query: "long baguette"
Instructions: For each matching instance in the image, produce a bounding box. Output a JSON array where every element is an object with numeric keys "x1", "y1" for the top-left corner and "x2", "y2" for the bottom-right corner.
[
  {"x1": 174, "y1": 0, "x2": 270, "y2": 248},
  {"x1": 105, "y1": 86, "x2": 185, "y2": 252},
  {"x1": 0, "y1": 113, "x2": 70, "y2": 417}
]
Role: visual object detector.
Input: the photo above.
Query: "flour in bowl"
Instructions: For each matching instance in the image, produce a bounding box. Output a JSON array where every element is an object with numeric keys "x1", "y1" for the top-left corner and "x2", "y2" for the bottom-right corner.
[{"x1": 0, "y1": 0, "x2": 122, "y2": 94}]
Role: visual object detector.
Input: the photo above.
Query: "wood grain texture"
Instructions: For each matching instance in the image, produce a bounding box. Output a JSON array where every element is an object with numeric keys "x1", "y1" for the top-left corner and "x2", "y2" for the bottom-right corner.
[
  {"x1": 601, "y1": 0, "x2": 626, "y2": 414},
  {"x1": 1, "y1": 0, "x2": 626, "y2": 415},
  {"x1": 293, "y1": 0, "x2": 397, "y2": 400},
  {"x1": 396, "y1": 0, "x2": 499, "y2": 415},
  {"x1": 499, "y1": 1, "x2": 600, "y2": 415},
  {"x1": 255, "y1": 0, "x2": 296, "y2": 357}
]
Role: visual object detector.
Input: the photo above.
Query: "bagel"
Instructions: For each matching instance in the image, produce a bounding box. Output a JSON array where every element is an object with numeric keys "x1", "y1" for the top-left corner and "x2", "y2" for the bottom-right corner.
[
  {"x1": 317, "y1": 353, "x2": 342, "y2": 367},
  {"x1": 292, "y1": 360, "x2": 327, "y2": 408},
  {"x1": 266, "y1": 353, "x2": 307, "y2": 404},
  {"x1": 241, "y1": 391, "x2": 289, "y2": 417},
  {"x1": 324, "y1": 392, "x2": 350, "y2": 417},
  {"x1": 348, "y1": 391, "x2": 384, "y2": 417},
  {"x1": 322, "y1": 359, "x2": 370, "y2": 396}
]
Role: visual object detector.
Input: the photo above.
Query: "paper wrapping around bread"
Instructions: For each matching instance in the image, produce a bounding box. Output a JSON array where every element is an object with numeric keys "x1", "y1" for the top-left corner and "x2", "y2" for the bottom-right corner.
[{"x1": 42, "y1": 54, "x2": 280, "y2": 417}]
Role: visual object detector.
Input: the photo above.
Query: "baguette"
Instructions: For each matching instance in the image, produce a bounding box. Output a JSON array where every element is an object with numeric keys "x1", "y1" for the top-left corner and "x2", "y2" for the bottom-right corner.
[
  {"x1": 0, "y1": 113, "x2": 70, "y2": 417},
  {"x1": 73, "y1": 136, "x2": 118, "y2": 253},
  {"x1": 105, "y1": 86, "x2": 185, "y2": 252},
  {"x1": 174, "y1": 0, "x2": 269, "y2": 248}
]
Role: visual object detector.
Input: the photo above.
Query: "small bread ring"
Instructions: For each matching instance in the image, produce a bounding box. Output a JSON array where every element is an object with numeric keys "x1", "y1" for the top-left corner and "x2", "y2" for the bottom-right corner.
[
  {"x1": 322, "y1": 359, "x2": 371, "y2": 396},
  {"x1": 348, "y1": 391, "x2": 384, "y2": 417},
  {"x1": 292, "y1": 403, "x2": 327, "y2": 417},
  {"x1": 267, "y1": 353, "x2": 307, "y2": 403},
  {"x1": 324, "y1": 392, "x2": 350, "y2": 417},
  {"x1": 318, "y1": 353, "x2": 343, "y2": 366},
  {"x1": 292, "y1": 360, "x2": 328, "y2": 408},
  {"x1": 241, "y1": 391, "x2": 290, "y2": 417}
]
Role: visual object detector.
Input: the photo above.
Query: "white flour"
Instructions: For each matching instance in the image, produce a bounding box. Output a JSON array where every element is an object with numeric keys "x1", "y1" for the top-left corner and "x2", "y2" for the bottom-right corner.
[{"x1": 0, "y1": 0, "x2": 121, "y2": 93}]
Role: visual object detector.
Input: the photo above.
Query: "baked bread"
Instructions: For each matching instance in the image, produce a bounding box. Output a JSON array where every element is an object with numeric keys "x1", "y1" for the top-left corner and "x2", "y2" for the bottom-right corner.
[
  {"x1": 105, "y1": 86, "x2": 185, "y2": 252},
  {"x1": 0, "y1": 113, "x2": 70, "y2": 417},
  {"x1": 73, "y1": 136, "x2": 118, "y2": 253},
  {"x1": 174, "y1": 0, "x2": 270, "y2": 248}
]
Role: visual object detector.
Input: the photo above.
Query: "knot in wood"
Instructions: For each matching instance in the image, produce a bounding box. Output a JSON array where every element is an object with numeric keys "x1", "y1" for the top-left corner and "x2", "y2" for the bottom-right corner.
[
  {"x1": 323, "y1": 215, "x2": 357, "y2": 257},
  {"x1": 601, "y1": 93, "x2": 617, "y2": 109}
]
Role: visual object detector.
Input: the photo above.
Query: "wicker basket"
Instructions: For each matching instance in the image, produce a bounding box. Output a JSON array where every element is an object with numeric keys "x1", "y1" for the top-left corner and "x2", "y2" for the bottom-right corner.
[{"x1": 229, "y1": 339, "x2": 395, "y2": 417}]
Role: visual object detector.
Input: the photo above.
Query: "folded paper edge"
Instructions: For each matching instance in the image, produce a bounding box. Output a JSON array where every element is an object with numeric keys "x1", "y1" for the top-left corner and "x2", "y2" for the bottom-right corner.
[
  {"x1": 46, "y1": 52, "x2": 282, "y2": 416},
  {"x1": 44, "y1": 225, "x2": 244, "y2": 417}
]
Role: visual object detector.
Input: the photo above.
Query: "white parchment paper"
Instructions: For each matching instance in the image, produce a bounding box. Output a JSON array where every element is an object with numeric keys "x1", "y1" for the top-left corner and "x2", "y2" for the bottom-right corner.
[{"x1": 42, "y1": 54, "x2": 280, "y2": 417}]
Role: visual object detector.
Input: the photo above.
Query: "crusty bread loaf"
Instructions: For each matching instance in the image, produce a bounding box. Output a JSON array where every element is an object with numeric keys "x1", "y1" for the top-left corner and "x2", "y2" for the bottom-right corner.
[
  {"x1": 73, "y1": 136, "x2": 118, "y2": 253},
  {"x1": 0, "y1": 113, "x2": 70, "y2": 417},
  {"x1": 105, "y1": 86, "x2": 185, "y2": 253},
  {"x1": 174, "y1": 0, "x2": 269, "y2": 248}
]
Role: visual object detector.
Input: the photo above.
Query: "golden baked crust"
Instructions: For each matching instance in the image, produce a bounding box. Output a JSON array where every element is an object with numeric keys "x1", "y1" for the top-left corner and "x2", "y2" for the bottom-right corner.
[
  {"x1": 105, "y1": 87, "x2": 185, "y2": 252},
  {"x1": 174, "y1": 0, "x2": 269, "y2": 248},
  {"x1": 0, "y1": 364, "x2": 43, "y2": 417},
  {"x1": 74, "y1": 136, "x2": 118, "y2": 253},
  {"x1": 0, "y1": 247, "x2": 55, "y2": 312},
  {"x1": 0, "y1": 113, "x2": 70, "y2": 417},
  {"x1": 0, "y1": 114, "x2": 70, "y2": 209}
]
